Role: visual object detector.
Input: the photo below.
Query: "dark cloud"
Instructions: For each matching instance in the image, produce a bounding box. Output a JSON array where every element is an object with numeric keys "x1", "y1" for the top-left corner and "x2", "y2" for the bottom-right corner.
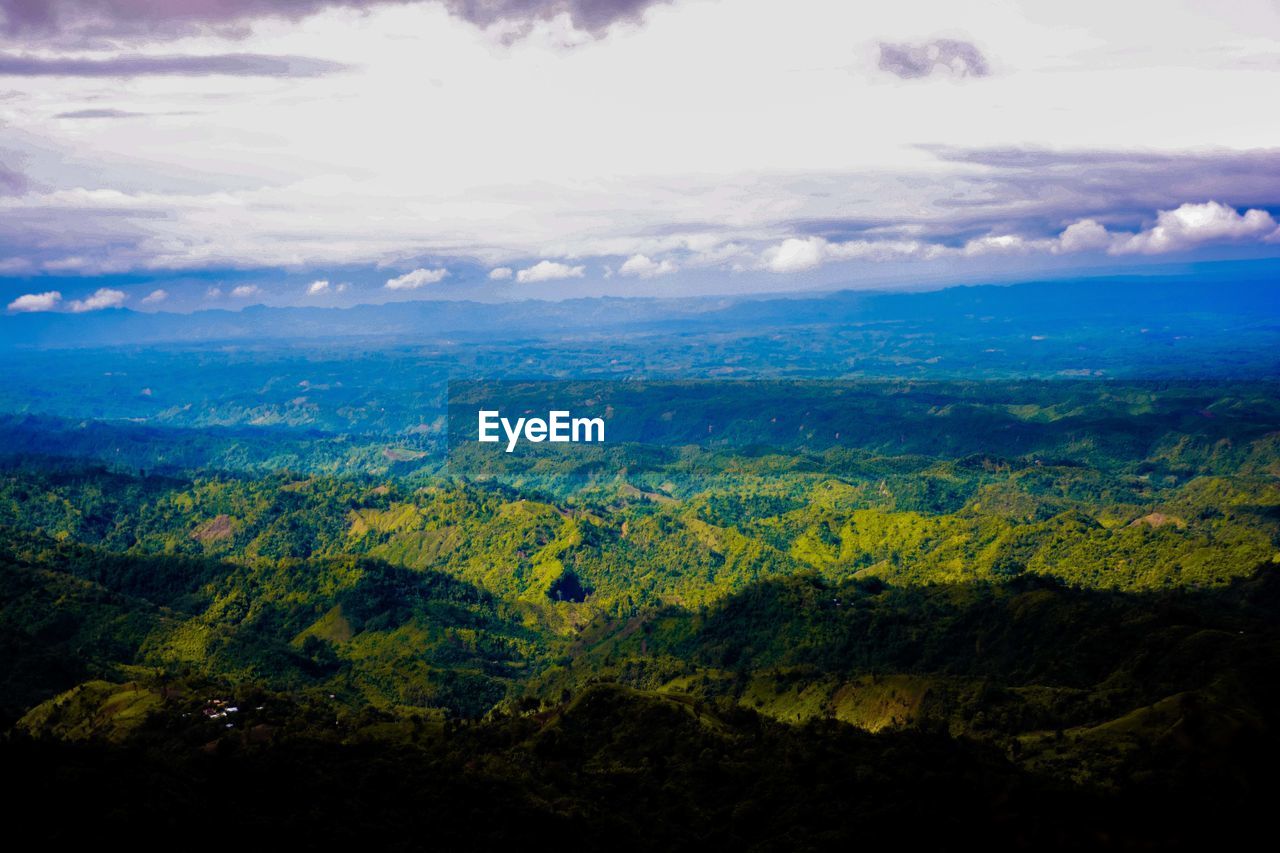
[
  {"x1": 0, "y1": 159, "x2": 25, "y2": 194},
  {"x1": 779, "y1": 148, "x2": 1280, "y2": 244},
  {"x1": 878, "y1": 38, "x2": 989, "y2": 79},
  {"x1": 0, "y1": 0, "x2": 672, "y2": 41},
  {"x1": 446, "y1": 0, "x2": 669, "y2": 35},
  {"x1": 931, "y1": 147, "x2": 1280, "y2": 225},
  {"x1": 0, "y1": 52, "x2": 347, "y2": 76},
  {"x1": 0, "y1": 0, "x2": 382, "y2": 38},
  {"x1": 54, "y1": 108, "x2": 143, "y2": 118}
]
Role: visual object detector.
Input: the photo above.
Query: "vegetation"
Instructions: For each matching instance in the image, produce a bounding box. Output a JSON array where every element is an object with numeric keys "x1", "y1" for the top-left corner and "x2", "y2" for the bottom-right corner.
[{"x1": 2, "y1": 325, "x2": 1279, "y2": 847}]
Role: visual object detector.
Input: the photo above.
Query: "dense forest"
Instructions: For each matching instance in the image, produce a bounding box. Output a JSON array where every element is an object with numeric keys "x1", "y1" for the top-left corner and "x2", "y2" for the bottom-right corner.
[{"x1": 3, "y1": 291, "x2": 1280, "y2": 847}]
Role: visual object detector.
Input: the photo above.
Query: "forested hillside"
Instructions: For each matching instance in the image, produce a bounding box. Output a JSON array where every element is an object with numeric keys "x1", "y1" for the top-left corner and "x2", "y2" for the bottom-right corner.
[{"x1": 2, "y1": 286, "x2": 1279, "y2": 847}]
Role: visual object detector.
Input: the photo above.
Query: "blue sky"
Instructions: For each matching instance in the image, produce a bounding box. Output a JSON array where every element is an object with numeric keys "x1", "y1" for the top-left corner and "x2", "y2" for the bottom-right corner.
[{"x1": 2, "y1": 0, "x2": 1279, "y2": 313}]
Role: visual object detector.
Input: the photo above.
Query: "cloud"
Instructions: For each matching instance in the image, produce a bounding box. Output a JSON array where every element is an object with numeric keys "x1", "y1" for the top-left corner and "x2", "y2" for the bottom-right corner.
[
  {"x1": 618, "y1": 253, "x2": 676, "y2": 278},
  {"x1": 961, "y1": 234, "x2": 1036, "y2": 256},
  {"x1": 0, "y1": 1, "x2": 672, "y2": 42},
  {"x1": 1053, "y1": 219, "x2": 1112, "y2": 254},
  {"x1": 877, "y1": 39, "x2": 989, "y2": 80},
  {"x1": 4, "y1": 142, "x2": 1279, "y2": 284},
  {"x1": 305, "y1": 278, "x2": 348, "y2": 294},
  {"x1": 761, "y1": 236, "x2": 938, "y2": 272},
  {"x1": 925, "y1": 148, "x2": 1280, "y2": 231},
  {"x1": 516, "y1": 260, "x2": 585, "y2": 283},
  {"x1": 488, "y1": 267, "x2": 513, "y2": 280},
  {"x1": 757, "y1": 199, "x2": 1280, "y2": 275},
  {"x1": 444, "y1": 0, "x2": 673, "y2": 37},
  {"x1": 385, "y1": 267, "x2": 448, "y2": 290},
  {"x1": 0, "y1": 0, "x2": 397, "y2": 39},
  {"x1": 54, "y1": 108, "x2": 144, "y2": 119},
  {"x1": 140, "y1": 288, "x2": 168, "y2": 304},
  {"x1": 1111, "y1": 201, "x2": 1279, "y2": 255},
  {"x1": 0, "y1": 159, "x2": 25, "y2": 194},
  {"x1": 0, "y1": 53, "x2": 346, "y2": 77},
  {"x1": 67, "y1": 287, "x2": 125, "y2": 312},
  {"x1": 766, "y1": 149, "x2": 1280, "y2": 266},
  {"x1": 230, "y1": 284, "x2": 261, "y2": 297},
  {"x1": 205, "y1": 286, "x2": 223, "y2": 299},
  {"x1": 6, "y1": 290, "x2": 61, "y2": 312},
  {"x1": 761, "y1": 237, "x2": 826, "y2": 273}
]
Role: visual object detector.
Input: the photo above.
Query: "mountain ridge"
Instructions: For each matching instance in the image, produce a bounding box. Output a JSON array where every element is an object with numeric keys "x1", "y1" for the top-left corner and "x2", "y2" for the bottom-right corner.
[{"x1": 5, "y1": 261, "x2": 1278, "y2": 349}]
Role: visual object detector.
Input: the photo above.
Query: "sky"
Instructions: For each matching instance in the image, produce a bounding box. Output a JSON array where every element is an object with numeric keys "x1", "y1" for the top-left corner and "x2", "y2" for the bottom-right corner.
[{"x1": 1, "y1": 0, "x2": 1279, "y2": 312}]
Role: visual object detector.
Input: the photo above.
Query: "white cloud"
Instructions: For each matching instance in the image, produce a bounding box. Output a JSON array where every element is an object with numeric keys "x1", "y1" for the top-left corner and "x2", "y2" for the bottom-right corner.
[
  {"x1": 762, "y1": 236, "x2": 938, "y2": 272},
  {"x1": 306, "y1": 279, "x2": 330, "y2": 295},
  {"x1": 962, "y1": 234, "x2": 1038, "y2": 256},
  {"x1": 618, "y1": 254, "x2": 677, "y2": 278},
  {"x1": 0, "y1": 3, "x2": 1274, "y2": 294},
  {"x1": 230, "y1": 284, "x2": 261, "y2": 298},
  {"x1": 140, "y1": 288, "x2": 169, "y2": 304},
  {"x1": 757, "y1": 199, "x2": 1280, "y2": 275},
  {"x1": 206, "y1": 287, "x2": 223, "y2": 299},
  {"x1": 385, "y1": 268, "x2": 449, "y2": 290},
  {"x1": 41, "y1": 257, "x2": 90, "y2": 272},
  {"x1": 68, "y1": 288, "x2": 126, "y2": 312},
  {"x1": 336, "y1": 282, "x2": 350, "y2": 292},
  {"x1": 1053, "y1": 219, "x2": 1113, "y2": 253},
  {"x1": 0, "y1": 2, "x2": 1277, "y2": 293},
  {"x1": 516, "y1": 260, "x2": 586, "y2": 283},
  {"x1": 762, "y1": 237, "x2": 827, "y2": 273},
  {"x1": 1112, "y1": 201, "x2": 1279, "y2": 254},
  {"x1": 827, "y1": 238, "x2": 940, "y2": 262},
  {"x1": 755, "y1": 202, "x2": 1280, "y2": 275},
  {"x1": 7, "y1": 290, "x2": 62, "y2": 312}
]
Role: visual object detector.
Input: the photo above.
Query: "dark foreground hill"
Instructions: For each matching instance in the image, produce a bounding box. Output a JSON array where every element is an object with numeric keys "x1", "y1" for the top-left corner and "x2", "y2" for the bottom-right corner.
[{"x1": 4, "y1": 502, "x2": 1279, "y2": 848}]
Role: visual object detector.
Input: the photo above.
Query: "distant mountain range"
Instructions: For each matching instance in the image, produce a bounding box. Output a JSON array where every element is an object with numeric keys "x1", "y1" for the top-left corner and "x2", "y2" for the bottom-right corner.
[{"x1": 4, "y1": 261, "x2": 1278, "y2": 349}]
